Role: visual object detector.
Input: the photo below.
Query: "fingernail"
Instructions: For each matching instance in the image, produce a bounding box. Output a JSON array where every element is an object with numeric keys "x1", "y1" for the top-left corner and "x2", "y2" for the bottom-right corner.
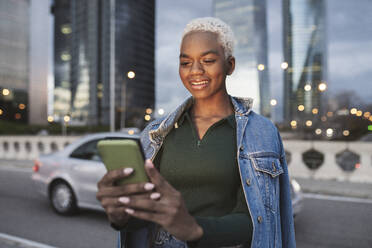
[
  {"x1": 145, "y1": 160, "x2": 154, "y2": 169},
  {"x1": 144, "y1": 183, "x2": 155, "y2": 190},
  {"x1": 123, "y1": 168, "x2": 133, "y2": 175},
  {"x1": 125, "y1": 208, "x2": 134, "y2": 214},
  {"x1": 150, "y1": 192, "x2": 161, "y2": 200},
  {"x1": 118, "y1": 197, "x2": 130, "y2": 204}
]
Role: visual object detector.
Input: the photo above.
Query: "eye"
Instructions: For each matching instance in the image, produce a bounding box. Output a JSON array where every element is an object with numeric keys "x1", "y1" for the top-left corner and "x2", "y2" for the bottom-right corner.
[
  {"x1": 203, "y1": 59, "x2": 216, "y2": 64},
  {"x1": 180, "y1": 61, "x2": 191, "y2": 66}
]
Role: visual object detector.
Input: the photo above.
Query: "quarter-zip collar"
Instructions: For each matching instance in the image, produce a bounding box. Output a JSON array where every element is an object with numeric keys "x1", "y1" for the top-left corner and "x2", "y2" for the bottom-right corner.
[{"x1": 148, "y1": 95, "x2": 253, "y2": 146}]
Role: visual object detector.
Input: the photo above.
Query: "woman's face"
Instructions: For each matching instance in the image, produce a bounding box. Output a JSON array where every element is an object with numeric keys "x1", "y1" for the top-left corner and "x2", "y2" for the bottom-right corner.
[{"x1": 179, "y1": 31, "x2": 234, "y2": 100}]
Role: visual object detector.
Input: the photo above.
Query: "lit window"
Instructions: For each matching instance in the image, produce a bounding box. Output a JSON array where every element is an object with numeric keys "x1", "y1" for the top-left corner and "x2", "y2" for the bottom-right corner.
[
  {"x1": 61, "y1": 52, "x2": 71, "y2": 61},
  {"x1": 61, "y1": 24, "x2": 72, "y2": 34},
  {"x1": 19, "y1": 103, "x2": 26, "y2": 110},
  {"x1": 145, "y1": 108, "x2": 152, "y2": 114}
]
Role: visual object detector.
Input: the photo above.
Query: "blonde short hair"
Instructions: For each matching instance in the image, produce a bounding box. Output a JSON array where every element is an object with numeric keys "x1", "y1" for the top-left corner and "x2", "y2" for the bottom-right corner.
[{"x1": 182, "y1": 17, "x2": 235, "y2": 59}]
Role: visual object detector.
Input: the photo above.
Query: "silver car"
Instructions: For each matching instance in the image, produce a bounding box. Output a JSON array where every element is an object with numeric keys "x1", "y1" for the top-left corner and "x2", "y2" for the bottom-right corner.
[
  {"x1": 32, "y1": 132, "x2": 303, "y2": 217},
  {"x1": 31, "y1": 132, "x2": 140, "y2": 215}
]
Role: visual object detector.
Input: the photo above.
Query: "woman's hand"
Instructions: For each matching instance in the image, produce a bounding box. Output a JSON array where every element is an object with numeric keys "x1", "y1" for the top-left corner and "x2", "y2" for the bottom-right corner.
[
  {"x1": 96, "y1": 167, "x2": 156, "y2": 227},
  {"x1": 120, "y1": 160, "x2": 204, "y2": 242}
]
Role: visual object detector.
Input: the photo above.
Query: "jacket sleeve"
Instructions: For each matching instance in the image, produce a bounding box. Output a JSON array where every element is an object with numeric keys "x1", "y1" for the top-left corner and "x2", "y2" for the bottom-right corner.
[{"x1": 277, "y1": 131, "x2": 297, "y2": 248}]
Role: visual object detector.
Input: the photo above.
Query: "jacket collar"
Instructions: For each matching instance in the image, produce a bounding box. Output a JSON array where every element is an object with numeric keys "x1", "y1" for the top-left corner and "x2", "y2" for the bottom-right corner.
[{"x1": 148, "y1": 95, "x2": 253, "y2": 144}]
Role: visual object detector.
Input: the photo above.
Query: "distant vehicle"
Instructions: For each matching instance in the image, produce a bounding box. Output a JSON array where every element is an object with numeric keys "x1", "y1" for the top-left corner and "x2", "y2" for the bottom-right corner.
[
  {"x1": 291, "y1": 178, "x2": 303, "y2": 217},
  {"x1": 32, "y1": 132, "x2": 304, "y2": 217},
  {"x1": 31, "y1": 132, "x2": 140, "y2": 215}
]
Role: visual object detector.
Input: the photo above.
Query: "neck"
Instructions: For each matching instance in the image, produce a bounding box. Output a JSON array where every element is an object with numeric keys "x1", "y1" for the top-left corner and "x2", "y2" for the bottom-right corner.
[{"x1": 192, "y1": 91, "x2": 234, "y2": 118}]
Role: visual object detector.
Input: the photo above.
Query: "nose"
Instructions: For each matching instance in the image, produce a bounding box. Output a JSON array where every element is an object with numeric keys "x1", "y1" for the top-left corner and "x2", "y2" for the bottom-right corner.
[{"x1": 190, "y1": 61, "x2": 204, "y2": 75}]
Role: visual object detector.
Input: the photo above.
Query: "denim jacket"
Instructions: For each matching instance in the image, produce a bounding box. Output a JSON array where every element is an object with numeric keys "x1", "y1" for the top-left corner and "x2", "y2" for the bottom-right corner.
[{"x1": 118, "y1": 96, "x2": 296, "y2": 248}]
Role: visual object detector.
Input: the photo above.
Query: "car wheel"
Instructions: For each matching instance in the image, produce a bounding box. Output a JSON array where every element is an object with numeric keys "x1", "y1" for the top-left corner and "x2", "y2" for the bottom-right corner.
[{"x1": 50, "y1": 181, "x2": 77, "y2": 215}]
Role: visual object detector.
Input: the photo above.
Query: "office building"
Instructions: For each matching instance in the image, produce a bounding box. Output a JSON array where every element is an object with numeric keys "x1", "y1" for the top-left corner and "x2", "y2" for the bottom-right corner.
[
  {"x1": 282, "y1": 0, "x2": 327, "y2": 126},
  {"x1": 0, "y1": 0, "x2": 30, "y2": 123},
  {"x1": 214, "y1": 0, "x2": 270, "y2": 117},
  {"x1": 52, "y1": 0, "x2": 155, "y2": 129}
]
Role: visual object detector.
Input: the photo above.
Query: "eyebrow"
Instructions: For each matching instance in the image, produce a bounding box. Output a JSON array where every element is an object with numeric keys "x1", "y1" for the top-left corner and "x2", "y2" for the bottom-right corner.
[{"x1": 179, "y1": 49, "x2": 220, "y2": 58}]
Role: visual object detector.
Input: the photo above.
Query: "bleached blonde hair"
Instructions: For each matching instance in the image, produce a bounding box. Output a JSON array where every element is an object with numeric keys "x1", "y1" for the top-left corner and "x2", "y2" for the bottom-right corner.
[{"x1": 182, "y1": 17, "x2": 235, "y2": 59}]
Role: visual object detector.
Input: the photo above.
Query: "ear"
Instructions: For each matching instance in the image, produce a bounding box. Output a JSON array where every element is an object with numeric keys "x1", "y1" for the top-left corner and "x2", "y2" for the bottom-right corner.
[{"x1": 226, "y1": 56, "x2": 235, "y2": 76}]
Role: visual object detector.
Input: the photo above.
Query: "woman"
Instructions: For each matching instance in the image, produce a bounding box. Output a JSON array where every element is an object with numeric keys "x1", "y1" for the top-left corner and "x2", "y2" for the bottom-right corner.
[{"x1": 97, "y1": 17, "x2": 296, "y2": 248}]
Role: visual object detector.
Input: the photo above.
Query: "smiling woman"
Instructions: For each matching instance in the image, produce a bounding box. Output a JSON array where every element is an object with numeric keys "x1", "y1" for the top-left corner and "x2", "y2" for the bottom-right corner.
[{"x1": 96, "y1": 17, "x2": 296, "y2": 248}]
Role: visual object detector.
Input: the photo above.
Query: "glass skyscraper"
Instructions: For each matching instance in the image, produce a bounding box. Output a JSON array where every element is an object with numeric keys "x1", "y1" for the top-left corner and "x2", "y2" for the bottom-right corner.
[
  {"x1": 0, "y1": 0, "x2": 30, "y2": 123},
  {"x1": 283, "y1": 0, "x2": 327, "y2": 126},
  {"x1": 214, "y1": 0, "x2": 270, "y2": 117},
  {"x1": 52, "y1": 0, "x2": 155, "y2": 129}
]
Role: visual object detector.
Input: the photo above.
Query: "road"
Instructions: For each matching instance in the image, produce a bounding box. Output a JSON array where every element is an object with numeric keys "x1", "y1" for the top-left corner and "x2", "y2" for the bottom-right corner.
[{"x1": 1, "y1": 164, "x2": 372, "y2": 248}]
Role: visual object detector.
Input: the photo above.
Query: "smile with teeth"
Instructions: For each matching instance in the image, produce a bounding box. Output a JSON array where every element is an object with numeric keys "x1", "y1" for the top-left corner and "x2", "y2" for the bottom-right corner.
[{"x1": 191, "y1": 80, "x2": 209, "y2": 85}]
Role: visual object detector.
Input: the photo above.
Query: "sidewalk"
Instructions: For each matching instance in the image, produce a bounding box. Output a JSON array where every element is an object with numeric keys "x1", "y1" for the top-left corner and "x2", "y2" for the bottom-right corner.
[
  {"x1": 294, "y1": 177, "x2": 372, "y2": 200},
  {"x1": 0, "y1": 233, "x2": 57, "y2": 248}
]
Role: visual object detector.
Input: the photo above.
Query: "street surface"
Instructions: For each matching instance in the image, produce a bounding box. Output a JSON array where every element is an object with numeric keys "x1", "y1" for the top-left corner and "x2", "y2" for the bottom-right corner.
[{"x1": 1, "y1": 162, "x2": 372, "y2": 248}]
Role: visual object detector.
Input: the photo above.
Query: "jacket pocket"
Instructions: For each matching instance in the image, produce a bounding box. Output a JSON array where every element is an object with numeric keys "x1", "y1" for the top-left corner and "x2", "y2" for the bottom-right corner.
[{"x1": 249, "y1": 154, "x2": 283, "y2": 212}]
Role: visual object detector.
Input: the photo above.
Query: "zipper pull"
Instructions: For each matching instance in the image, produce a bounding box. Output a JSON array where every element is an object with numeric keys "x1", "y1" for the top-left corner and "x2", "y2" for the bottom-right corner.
[{"x1": 197, "y1": 140, "x2": 201, "y2": 147}]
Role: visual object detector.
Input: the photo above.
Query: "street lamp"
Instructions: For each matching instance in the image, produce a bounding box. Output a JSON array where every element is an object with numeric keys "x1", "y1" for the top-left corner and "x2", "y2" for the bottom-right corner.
[
  {"x1": 158, "y1": 108, "x2": 165, "y2": 116},
  {"x1": 281, "y1": 62, "x2": 288, "y2": 70},
  {"x1": 270, "y1": 99, "x2": 277, "y2": 123},
  {"x1": 318, "y1": 82, "x2": 327, "y2": 92},
  {"x1": 62, "y1": 115, "x2": 70, "y2": 136},
  {"x1": 47, "y1": 116, "x2": 54, "y2": 123},
  {"x1": 120, "y1": 71, "x2": 136, "y2": 129},
  {"x1": 2, "y1": 88, "x2": 10, "y2": 96}
]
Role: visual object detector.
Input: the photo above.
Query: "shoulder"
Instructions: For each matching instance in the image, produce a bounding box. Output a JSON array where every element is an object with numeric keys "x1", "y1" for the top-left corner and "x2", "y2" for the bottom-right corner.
[
  {"x1": 244, "y1": 111, "x2": 284, "y2": 154},
  {"x1": 140, "y1": 117, "x2": 166, "y2": 143},
  {"x1": 247, "y1": 111, "x2": 278, "y2": 134}
]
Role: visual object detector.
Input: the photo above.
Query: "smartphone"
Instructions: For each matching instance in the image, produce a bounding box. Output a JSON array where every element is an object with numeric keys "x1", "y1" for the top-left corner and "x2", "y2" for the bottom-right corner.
[{"x1": 97, "y1": 138, "x2": 149, "y2": 185}]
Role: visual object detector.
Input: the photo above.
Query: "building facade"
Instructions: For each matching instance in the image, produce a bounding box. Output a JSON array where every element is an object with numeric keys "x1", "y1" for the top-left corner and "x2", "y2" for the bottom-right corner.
[
  {"x1": 213, "y1": 0, "x2": 270, "y2": 117},
  {"x1": 282, "y1": 0, "x2": 327, "y2": 126},
  {"x1": 52, "y1": 0, "x2": 155, "y2": 129},
  {"x1": 0, "y1": 0, "x2": 30, "y2": 123}
]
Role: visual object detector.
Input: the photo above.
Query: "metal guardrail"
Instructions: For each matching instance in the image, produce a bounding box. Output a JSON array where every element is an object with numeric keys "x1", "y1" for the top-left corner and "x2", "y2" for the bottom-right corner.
[{"x1": 0, "y1": 136, "x2": 371, "y2": 183}]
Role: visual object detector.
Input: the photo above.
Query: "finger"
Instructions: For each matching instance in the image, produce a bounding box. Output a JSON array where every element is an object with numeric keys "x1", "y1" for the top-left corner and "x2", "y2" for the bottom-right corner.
[
  {"x1": 144, "y1": 160, "x2": 175, "y2": 194},
  {"x1": 119, "y1": 195, "x2": 169, "y2": 213},
  {"x1": 124, "y1": 208, "x2": 167, "y2": 225},
  {"x1": 96, "y1": 182, "x2": 155, "y2": 200},
  {"x1": 101, "y1": 193, "x2": 155, "y2": 208},
  {"x1": 98, "y1": 167, "x2": 134, "y2": 188}
]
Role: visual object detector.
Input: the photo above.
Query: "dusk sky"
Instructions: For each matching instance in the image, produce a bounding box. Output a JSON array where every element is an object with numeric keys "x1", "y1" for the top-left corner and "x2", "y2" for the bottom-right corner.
[
  {"x1": 38, "y1": 0, "x2": 372, "y2": 117},
  {"x1": 155, "y1": 0, "x2": 372, "y2": 116}
]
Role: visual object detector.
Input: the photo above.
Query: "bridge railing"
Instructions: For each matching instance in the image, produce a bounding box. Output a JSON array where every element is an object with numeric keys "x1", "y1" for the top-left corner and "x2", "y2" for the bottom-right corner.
[{"x1": 0, "y1": 136, "x2": 371, "y2": 183}]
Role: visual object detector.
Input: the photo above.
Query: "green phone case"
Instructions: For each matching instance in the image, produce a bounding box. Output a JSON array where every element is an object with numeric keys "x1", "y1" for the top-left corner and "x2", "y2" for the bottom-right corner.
[{"x1": 97, "y1": 139, "x2": 148, "y2": 185}]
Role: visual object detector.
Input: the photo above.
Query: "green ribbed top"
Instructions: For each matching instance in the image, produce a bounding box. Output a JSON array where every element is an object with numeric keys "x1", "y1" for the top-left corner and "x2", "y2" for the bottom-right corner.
[{"x1": 154, "y1": 110, "x2": 252, "y2": 247}]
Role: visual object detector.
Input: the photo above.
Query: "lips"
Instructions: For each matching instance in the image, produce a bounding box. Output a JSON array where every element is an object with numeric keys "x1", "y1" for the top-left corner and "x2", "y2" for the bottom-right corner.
[{"x1": 191, "y1": 80, "x2": 209, "y2": 86}]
